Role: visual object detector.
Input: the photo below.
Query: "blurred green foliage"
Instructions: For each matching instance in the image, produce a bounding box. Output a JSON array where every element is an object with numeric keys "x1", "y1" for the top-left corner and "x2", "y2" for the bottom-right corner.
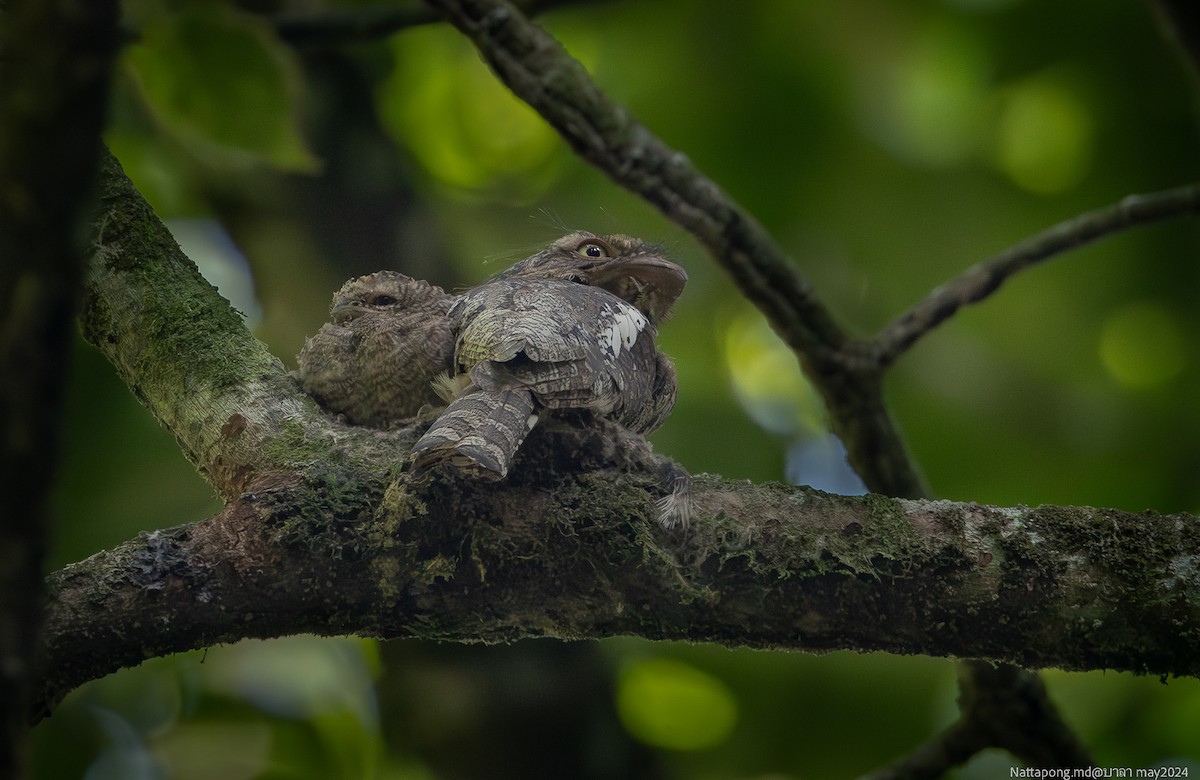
[
  {"x1": 125, "y1": 5, "x2": 318, "y2": 172},
  {"x1": 615, "y1": 657, "x2": 738, "y2": 752},
  {"x1": 36, "y1": 0, "x2": 1200, "y2": 777}
]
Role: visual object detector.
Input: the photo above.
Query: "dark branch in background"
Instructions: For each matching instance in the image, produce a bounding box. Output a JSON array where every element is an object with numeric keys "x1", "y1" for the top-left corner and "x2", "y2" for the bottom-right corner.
[
  {"x1": 408, "y1": 2, "x2": 1100, "y2": 775},
  {"x1": 875, "y1": 183, "x2": 1200, "y2": 367},
  {"x1": 270, "y1": 0, "x2": 611, "y2": 48},
  {"x1": 0, "y1": 0, "x2": 119, "y2": 775},
  {"x1": 860, "y1": 663, "x2": 1094, "y2": 780},
  {"x1": 1148, "y1": 0, "x2": 1200, "y2": 81},
  {"x1": 420, "y1": 0, "x2": 926, "y2": 499}
]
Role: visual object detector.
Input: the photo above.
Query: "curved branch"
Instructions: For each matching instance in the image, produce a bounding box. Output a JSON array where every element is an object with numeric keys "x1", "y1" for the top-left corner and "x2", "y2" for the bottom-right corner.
[
  {"x1": 83, "y1": 151, "x2": 419, "y2": 499},
  {"x1": 35, "y1": 456, "x2": 1200, "y2": 719},
  {"x1": 874, "y1": 183, "x2": 1200, "y2": 367}
]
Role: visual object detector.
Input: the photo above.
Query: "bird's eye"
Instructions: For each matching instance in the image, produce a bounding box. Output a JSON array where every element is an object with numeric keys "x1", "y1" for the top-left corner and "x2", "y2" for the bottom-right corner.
[
  {"x1": 366, "y1": 293, "x2": 397, "y2": 307},
  {"x1": 577, "y1": 242, "x2": 608, "y2": 259}
]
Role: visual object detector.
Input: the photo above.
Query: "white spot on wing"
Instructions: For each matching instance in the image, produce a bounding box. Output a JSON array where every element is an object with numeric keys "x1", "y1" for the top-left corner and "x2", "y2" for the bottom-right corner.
[
  {"x1": 600, "y1": 303, "x2": 647, "y2": 359},
  {"x1": 618, "y1": 307, "x2": 647, "y2": 348}
]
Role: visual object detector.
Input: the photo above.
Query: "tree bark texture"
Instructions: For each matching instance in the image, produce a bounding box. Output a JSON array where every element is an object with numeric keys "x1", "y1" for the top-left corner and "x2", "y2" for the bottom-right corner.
[{"x1": 36, "y1": 456, "x2": 1200, "y2": 718}]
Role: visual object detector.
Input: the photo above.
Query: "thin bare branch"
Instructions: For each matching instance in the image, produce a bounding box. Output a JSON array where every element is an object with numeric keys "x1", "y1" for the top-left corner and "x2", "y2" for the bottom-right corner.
[
  {"x1": 875, "y1": 183, "x2": 1200, "y2": 367},
  {"x1": 407, "y1": 5, "x2": 1123, "y2": 772}
]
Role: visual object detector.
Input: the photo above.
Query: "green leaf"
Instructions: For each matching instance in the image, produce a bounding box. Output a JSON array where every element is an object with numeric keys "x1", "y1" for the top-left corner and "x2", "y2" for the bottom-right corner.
[{"x1": 124, "y1": 6, "x2": 319, "y2": 172}]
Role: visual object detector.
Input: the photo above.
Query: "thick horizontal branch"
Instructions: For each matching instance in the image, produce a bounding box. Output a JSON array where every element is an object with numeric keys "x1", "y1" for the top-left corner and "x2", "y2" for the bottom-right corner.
[
  {"x1": 874, "y1": 183, "x2": 1200, "y2": 366},
  {"x1": 34, "y1": 451, "x2": 1200, "y2": 718}
]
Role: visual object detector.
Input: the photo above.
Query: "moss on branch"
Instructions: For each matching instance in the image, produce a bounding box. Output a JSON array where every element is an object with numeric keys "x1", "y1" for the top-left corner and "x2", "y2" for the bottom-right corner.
[{"x1": 35, "y1": 446, "x2": 1200, "y2": 719}]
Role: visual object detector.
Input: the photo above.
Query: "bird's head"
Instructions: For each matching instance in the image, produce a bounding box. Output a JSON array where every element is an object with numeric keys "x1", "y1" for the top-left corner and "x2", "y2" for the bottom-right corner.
[
  {"x1": 497, "y1": 232, "x2": 687, "y2": 323},
  {"x1": 329, "y1": 271, "x2": 447, "y2": 324}
]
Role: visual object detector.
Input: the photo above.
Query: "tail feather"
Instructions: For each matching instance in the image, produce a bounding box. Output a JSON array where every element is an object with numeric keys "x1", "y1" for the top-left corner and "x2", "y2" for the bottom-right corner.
[{"x1": 409, "y1": 387, "x2": 538, "y2": 479}]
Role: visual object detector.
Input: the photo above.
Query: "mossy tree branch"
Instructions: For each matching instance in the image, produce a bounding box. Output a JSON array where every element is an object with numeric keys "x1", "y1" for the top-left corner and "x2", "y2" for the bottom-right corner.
[{"x1": 35, "y1": 451, "x2": 1200, "y2": 720}]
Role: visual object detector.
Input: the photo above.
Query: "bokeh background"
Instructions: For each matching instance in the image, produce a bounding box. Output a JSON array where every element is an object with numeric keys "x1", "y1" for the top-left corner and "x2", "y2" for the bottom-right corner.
[{"x1": 33, "y1": 0, "x2": 1200, "y2": 777}]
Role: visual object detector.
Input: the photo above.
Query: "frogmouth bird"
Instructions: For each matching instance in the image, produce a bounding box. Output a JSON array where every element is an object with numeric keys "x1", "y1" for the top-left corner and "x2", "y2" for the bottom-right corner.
[
  {"x1": 408, "y1": 233, "x2": 686, "y2": 505},
  {"x1": 297, "y1": 271, "x2": 456, "y2": 426},
  {"x1": 298, "y1": 232, "x2": 691, "y2": 527}
]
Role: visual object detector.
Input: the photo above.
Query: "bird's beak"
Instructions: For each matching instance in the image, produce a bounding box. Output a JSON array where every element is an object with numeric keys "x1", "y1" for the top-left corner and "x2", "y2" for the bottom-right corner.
[
  {"x1": 330, "y1": 303, "x2": 367, "y2": 324},
  {"x1": 588, "y1": 255, "x2": 688, "y2": 319}
]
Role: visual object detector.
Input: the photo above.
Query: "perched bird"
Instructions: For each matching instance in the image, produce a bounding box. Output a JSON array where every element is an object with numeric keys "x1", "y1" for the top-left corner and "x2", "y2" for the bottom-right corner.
[
  {"x1": 408, "y1": 232, "x2": 686, "y2": 486},
  {"x1": 297, "y1": 271, "x2": 455, "y2": 426}
]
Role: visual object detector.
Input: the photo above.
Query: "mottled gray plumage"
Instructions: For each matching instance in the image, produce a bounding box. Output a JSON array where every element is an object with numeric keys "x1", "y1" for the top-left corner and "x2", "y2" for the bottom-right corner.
[
  {"x1": 409, "y1": 232, "x2": 686, "y2": 489},
  {"x1": 297, "y1": 271, "x2": 455, "y2": 426}
]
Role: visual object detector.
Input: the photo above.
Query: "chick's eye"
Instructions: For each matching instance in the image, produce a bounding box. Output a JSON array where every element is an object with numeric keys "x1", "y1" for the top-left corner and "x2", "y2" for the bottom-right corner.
[
  {"x1": 577, "y1": 242, "x2": 608, "y2": 259},
  {"x1": 366, "y1": 293, "x2": 397, "y2": 307}
]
